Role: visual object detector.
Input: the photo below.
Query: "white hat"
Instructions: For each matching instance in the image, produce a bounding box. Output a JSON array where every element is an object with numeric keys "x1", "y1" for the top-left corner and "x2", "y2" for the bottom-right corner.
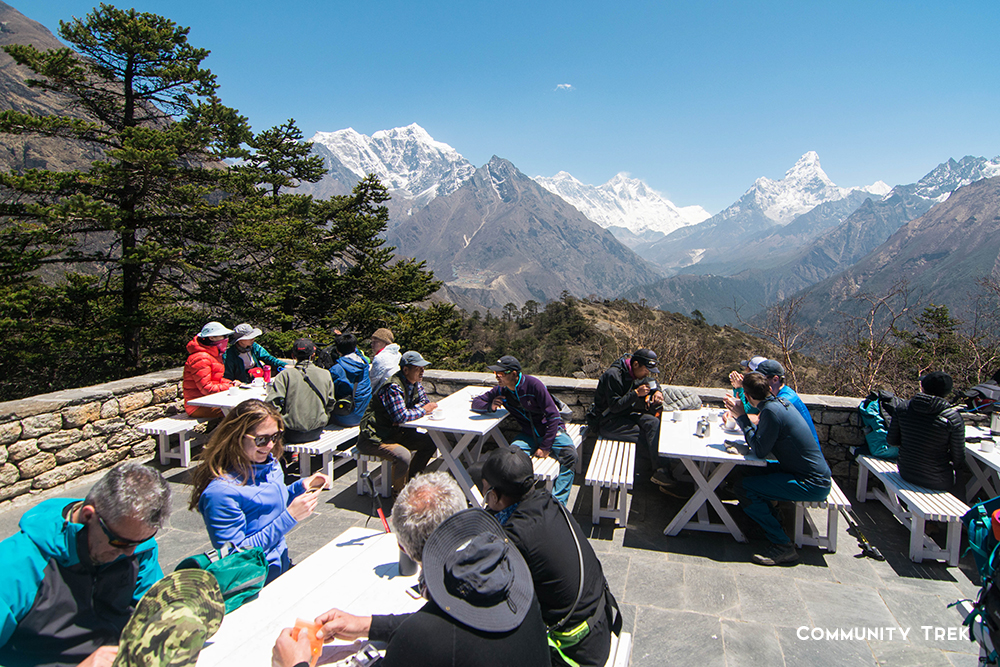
[
  {"x1": 198, "y1": 322, "x2": 233, "y2": 338},
  {"x1": 231, "y1": 323, "x2": 262, "y2": 342},
  {"x1": 740, "y1": 356, "x2": 767, "y2": 372}
]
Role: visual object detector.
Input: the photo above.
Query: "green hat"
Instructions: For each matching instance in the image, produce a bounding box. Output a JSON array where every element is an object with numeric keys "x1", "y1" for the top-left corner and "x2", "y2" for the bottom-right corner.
[{"x1": 113, "y1": 569, "x2": 225, "y2": 667}]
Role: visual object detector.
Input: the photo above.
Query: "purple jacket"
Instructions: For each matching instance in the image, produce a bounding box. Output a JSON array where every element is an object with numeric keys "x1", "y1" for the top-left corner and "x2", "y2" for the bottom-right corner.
[{"x1": 472, "y1": 373, "x2": 563, "y2": 450}]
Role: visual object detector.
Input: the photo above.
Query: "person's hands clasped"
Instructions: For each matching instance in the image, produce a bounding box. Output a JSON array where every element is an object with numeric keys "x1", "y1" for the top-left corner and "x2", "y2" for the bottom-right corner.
[
  {"x1": 78, "y1": 646, "x2": 118, "y2": 667},
  {"x1": 288, "y1": 488, "x2": 320, "y2": 521},
  {"x1": 723, "y1": 393, "x2": 746, "y2": 418},
  {"x1": 635, "y1": 383, "x2": 651, "y2": 398},
  {"x1": 272, "y1": 627, "x2": 312, "y2": 667},
  {"x1": 533, "y1": 448, "x2": 550, "y2": 459},
  {"x1": 315, "y1": 608, "x2": 373, "y2": 642},
  {"x1": 729, "y1": 371, "x2": 744, "y2": 389}
]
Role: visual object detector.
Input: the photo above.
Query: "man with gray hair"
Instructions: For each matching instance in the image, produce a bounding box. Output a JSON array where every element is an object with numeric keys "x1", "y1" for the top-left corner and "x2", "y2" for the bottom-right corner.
[{"x1": 0, "y1": 462, "x2": 171, "y2": 667}]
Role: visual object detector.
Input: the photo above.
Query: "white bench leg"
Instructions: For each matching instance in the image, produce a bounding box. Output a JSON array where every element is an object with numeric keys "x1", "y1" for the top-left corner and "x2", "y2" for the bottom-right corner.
[
  {"x1": 322, "y1": 452, "x2": 335, "y2": 480},
  {"x1": 827, "y1": 505, "x2": 839, "y2": 553},
  {"x1": 158, "y1": 433, "x2": 170, "y2": 466},
  {"x1": 946, "y1": 521, "x2": 962, "y2": 567},
  {"x1": 794, "y1": 503, "x2": 807, "y2": 548},
  {"x1": 615, "y1": 485, "x2": 628, "y2": 526},
  {"x1": 378, "y1": 463, "x2": 391, "y2": 498},
  {"x1": 856, "y1": 464, "x2": 869, "y2": 503},
  {"x1": 591, "y1": 483, "x2": 601, "y2": 525},
  {"x1": 356, "y1": 456, "x2": 368, "y2": 495},
  {"x1": 909, "y1": 514, "x2": 926, "y2": 563},
  {"x1": 299, "y1": 453, "x2": 314, "y2": 478},
  {"x1": 178, "y1": 431, "x2": 191, "y2": 467}
]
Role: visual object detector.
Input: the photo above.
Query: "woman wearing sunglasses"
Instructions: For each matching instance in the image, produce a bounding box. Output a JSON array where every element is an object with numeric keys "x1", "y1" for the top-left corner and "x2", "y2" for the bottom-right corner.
[{"x1": 189, "y1": 400, "x2": 329, "y2": 584}]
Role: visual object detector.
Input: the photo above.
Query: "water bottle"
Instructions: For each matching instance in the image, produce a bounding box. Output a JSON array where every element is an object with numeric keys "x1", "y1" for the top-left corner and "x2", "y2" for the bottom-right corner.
[{"x1": 263, "y1": 365, "x2": 272, "y2": 384}]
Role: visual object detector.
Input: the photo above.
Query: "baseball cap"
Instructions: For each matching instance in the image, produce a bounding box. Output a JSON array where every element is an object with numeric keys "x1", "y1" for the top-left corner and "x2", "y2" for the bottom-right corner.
[
  {"x1": 740, "y1": 356, "x2": 767, "y2": 372},
  {"x1": 231, "y1": 323, "x2": 262, "y2": 342},
  {"x1": 112, "y1": 569, "x2": 224, "y2": 667},
  {"x1": 401, "y1": 350, "x2": 430, "y2": 367},
  {"x1": 486, "y1": 355, "x2": 522, "y2": 374},
  {"x1": 631, "y1": 349, "x2": 659, "y2": 373},
  {"x1": 421, "y1": 509, "x2": 533, "y2": 633},
  {"x1": 293, "y1": 338, "x2": 316, "y2": 360},
  {"x1": 198, "y1": 322, "x2": 233, "y2": 339},
  {"x1": 472, "y1": 446, "x2": 535, "y2": 500},
  {"x1": 756, "y1": 359, "x2": 786, "y2": 378}
]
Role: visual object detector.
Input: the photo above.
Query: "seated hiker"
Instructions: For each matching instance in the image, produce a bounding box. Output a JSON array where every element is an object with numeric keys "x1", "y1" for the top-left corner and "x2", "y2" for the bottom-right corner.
[
  {"x1": 472, "y1": 355, "x2": 577, "y2": 505},
  {"x1": 328, "y1": 333, "x2": 373, "y2": 427},
  {"x1": 184, "y1": 321, "x2": 237, "y2": 418},
  {"x1": 369, "y1": 327, "x2": 402, "y2": 393},
  {"x1": 271, "y1": 473, "x2": 552, "y2": 667},
  {"x1": 723, "y1": 372, "x2": 832, "y2": 566},
  {"x1": 727, "y1": 356, "x2": 766, "y2": 422},
  {"x1": 224, "y1": 322, "x2": 286, "y2": 385},
  {"x1": 889, "y1": 370, "x2": 968, "y2": 491},
  {"x1": 265, "y1": 338, "x2": 336, "y2": 443},
  {"x1": 356, "y1": 351, "x2": 439, "y2": 493},
  {"x1": 0, "y1": 462, "x2": 171, "y2": 667}
]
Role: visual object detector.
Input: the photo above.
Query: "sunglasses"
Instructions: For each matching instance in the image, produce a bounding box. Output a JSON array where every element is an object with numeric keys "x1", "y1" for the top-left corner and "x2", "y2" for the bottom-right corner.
[
  {"x1": 97, "y1": 514, "x2": 154, "y2": 549},
  {"x1": 244, "y1": 431, "x2": 283, "y2": 448}
]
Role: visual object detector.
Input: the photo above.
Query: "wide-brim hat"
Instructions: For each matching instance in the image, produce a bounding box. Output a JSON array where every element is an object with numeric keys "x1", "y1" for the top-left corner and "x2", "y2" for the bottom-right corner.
[
  {"x1": 422, "y1": 509, "x2": 533, "y2": 633},
  {"x1": 198, "y1": 322, "x2": 233, "y2": 339},
  {"x1": 231, "y1": 323, "x2": 262, "y2": 342},
  {"x1": 112, "y1": 569, "x2": 224, "y2": 667}
]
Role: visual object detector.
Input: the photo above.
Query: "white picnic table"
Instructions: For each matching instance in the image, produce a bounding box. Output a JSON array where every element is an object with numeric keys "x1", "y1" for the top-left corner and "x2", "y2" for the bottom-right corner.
[
  {"x1": 186, "y1": 384, "x2": 268, "y2": 415},
  {"x1": 964, "y1": 423, "x2": 1000, "y2": 502},
  {"x1": 660, "y1": 408, "x2": 767, "y2": 542},
  {"x1": 402, "y1": 385, "x2": 509, "y2": 508},
  {"x1": 197, "y1": 526, "x2": 424, "y2": 667}
]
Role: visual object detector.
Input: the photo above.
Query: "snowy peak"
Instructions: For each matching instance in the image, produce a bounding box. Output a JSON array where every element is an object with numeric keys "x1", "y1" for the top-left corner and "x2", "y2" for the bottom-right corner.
[
  {"x1": 740, "y1": 151, "x2": 889, "y2": 225},
  {"x1": 905, "y1": 155, "x2": 1000, "y2": 202},
  {"x1": 533, "y1": 171, "x2": 709, "y2": 236},
  {"x1": 309, "y1": 123, "x2": 475, "y2": 207}
]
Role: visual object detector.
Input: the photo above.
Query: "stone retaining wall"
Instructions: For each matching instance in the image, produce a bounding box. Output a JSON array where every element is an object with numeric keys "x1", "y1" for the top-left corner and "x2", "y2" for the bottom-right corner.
[{"x1": 0, "y1": 368, "x2": 876, "y2": 508}]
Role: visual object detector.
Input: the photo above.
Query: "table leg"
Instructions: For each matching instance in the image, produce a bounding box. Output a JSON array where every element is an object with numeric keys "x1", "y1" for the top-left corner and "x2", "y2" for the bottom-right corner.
[
  {"x1": 428, "y1": 431, "x2": 485, "y2": 507},
  {"x1": 965, "y1": 453, "x2": 998, "y2": 502},
  {"x1": 664, "y1": 459, "x2": 747, "y2": 542}
]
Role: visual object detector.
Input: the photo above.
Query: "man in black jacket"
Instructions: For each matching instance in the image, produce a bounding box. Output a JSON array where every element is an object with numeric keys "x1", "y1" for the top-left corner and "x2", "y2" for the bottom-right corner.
[
  {"x1": 477, "y1": 447, "x2": 619, "y2": 667},
  {"x1": 888, "y1": 371, "x2": 968, "y2": 491},
  {"x1": 272, "y1": 473, "x2": 551, "y2": 667}
]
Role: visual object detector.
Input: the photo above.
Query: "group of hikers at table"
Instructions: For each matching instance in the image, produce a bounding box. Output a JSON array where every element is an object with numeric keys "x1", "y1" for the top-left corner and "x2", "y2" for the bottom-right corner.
[{"x1": 0, "y1": 319, "x2": 975, "y2": 666}]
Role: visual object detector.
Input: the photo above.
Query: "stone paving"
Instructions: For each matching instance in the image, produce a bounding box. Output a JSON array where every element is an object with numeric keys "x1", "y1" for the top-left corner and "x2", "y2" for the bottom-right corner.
[{"x1": 0, "y1": 455, "x2": 986, "y2": 667}]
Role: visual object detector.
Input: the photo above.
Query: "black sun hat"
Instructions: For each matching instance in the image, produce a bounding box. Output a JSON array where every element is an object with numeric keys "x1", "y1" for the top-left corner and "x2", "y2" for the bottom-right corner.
[{"x1": 421, "y1": 509, "x2": 533, "y2": 633}]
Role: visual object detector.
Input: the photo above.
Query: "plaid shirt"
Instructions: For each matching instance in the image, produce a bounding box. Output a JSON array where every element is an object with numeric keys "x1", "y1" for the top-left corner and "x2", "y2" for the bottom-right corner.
[{"x1": 379, "y1": 379, "x2": 429, "y2": 424}]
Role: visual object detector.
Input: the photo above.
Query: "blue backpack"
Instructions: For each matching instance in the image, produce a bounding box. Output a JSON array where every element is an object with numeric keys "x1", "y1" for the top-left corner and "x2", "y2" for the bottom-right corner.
[{"x1": 857, "y1": 390, "x2": 902, "y2": 460}]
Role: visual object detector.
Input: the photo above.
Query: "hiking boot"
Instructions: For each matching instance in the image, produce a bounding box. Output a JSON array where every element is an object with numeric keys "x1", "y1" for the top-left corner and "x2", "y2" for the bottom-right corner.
[
  {"x1": 657, "y1": 480, "x2": 691, "y2": 499},
  {"x1": 752, "y1": 542, "x2": 799, "y2": 566},
  {"x1": 650, "y1": 469, "x2": 674, "y2": 487}
]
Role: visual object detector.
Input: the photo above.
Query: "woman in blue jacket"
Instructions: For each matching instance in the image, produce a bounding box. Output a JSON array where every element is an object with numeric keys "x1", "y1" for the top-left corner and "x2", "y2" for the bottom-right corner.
[{"x1": 189, "y1": 399, "x2": 328, "y2": 583}]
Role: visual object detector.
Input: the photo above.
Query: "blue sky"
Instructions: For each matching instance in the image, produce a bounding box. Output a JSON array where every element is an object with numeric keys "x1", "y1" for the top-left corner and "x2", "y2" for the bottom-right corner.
[{"x1": 23, "y1": 0, "x2": 1000, "y2": 213}]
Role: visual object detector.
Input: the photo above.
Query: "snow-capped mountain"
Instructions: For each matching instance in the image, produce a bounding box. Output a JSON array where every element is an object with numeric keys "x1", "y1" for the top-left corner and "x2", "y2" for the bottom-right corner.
[
  {"x1": 746, "y1": 151, "x2": 890, "y2": 225},
  {"x1": 308, "y1": 123, "x2": 475, "y2": 210},
  {"x1": 901, "y1": 155, "x2": 1000, "y2": 203},
  {"x1": 533, "y1": 171, "x2": 710, "y2": 236}
]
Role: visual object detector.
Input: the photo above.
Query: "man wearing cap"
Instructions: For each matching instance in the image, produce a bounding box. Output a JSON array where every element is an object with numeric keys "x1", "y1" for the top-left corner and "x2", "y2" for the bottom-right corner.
[
  {"x1": 0, "y1": 462, "x2": 172, "y2": 667},
  {"x1": 590, "y1": 349, "x2": 666, "y2": 484},
  {"x1": 273, "y1": 473, "x2": 551, "y2": 667},
  {"x1": 184, "y1": 321, "x2": 238, "y2": 418},
  {"x1": 723, "y1": 373, "x2": 831, "y2": 566},
  {"x1": 223, "y1": 323, "x2": 286, "y2": 385},
  {"x1": 888, "y1": 370, "x2": 968, "y2": 491},
  {"x1": 471, "y1": 356, "x2": 577, "y2": 505},
  {"x1": 265, "y1": 338, "x2": 336, "y2": 443},
  {"x1": 368, "y1": 327, "x2": 402, "y2": 393},
  {"x1": 756, "y1": 359, "x2": 820, "y2": 446},
  {"x1": 357, "y1": 351, "x2": 439, "y2": 493},
  {"x1": 475, "y1": 447, "x2": 619, "y2": 666}
]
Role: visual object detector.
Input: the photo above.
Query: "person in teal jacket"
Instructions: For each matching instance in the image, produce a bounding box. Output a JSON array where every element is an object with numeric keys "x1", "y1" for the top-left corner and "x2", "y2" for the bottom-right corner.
[
  {"x1": 0, "y1": 462, "x2": 170, "y2": 667},
  {"x1": 224, "y1": 323, "x2": 286, "y2": 385}
]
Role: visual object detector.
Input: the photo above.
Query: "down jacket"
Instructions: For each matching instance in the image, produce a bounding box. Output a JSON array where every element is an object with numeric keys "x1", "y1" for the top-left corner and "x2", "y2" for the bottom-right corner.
[
  {"x1": 183, "y1": 336, "x2": 232, "y2": 415},
  {"x1": 888, "y1": 393, "x2": 967, "y2": 491}
]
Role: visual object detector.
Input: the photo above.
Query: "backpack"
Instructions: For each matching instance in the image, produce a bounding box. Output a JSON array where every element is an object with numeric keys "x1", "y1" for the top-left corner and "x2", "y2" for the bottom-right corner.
[
  {"x1": 175, "y1": 543, "x2": 268, "y2": 613},
  {"x1": 857, "y1": 390, "x2": 904, "y2": 460}
]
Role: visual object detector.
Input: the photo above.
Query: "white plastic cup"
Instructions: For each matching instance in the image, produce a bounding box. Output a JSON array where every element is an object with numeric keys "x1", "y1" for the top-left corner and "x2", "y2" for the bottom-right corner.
[
  {"x1": 228, "y1": 386, "x2": 238, "y2": 395},
  {"x1": 707, "y1": 411, "x2": 720, "y2": 423},
  {"x1": 983, "y1": 440, "x2": 996, "y2": 454},
  {"x1": 672, "y1": 410, "x2": 682, "y2": 422},
  {"x1": 431, "y1": 408, "x2": 445, "y2": 420},
  {"x1": 726, "y1": 418, "x2": 737, "y2": 431}
]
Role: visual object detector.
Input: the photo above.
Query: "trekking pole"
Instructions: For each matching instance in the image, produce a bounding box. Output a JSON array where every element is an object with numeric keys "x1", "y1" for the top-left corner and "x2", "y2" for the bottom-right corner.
[
  {"x1": 363, "y1": 472, "x2": 391, "y2": 533},
  {"x1": 839, "y1": 507, "x2": 885, "y2": 560}
]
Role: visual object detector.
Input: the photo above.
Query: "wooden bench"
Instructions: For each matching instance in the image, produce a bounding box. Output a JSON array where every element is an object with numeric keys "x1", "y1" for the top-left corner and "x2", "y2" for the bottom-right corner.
[
  {"x1": 138, "y1": 416, "x2": 208, "y2": 468},
  {"x1": 283, "y1": 426, "x2": 360, "y2": 480},
  {"x1": 604, "y1": 630, "x2": 632, "y2": 667},
  {"x1": 354, "y1": 448, "x2": 392, "y2": 498},
  {"x1": 855, "y1": 454, "x2": 970, "y2": 565},
  {"x1": 585, "y1": 439, "x2": 634, "y2": 526},
  {"x1": 532, "y1": 423, "x2": 589, "y2": 489},
  {"x1": 793, "y1": 478, "x2": 851, "y2": 553}
]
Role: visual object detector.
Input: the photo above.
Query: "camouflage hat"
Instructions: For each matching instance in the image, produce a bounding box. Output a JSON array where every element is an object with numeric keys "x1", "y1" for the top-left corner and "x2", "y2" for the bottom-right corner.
[{"x1": 113, "y1": 569, "x2": 225, "y2": 667}]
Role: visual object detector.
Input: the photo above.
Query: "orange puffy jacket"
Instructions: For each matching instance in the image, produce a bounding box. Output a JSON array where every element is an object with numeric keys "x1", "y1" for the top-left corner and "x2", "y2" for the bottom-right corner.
[{"x1": 183, "y1": 336, "x2": 232, "y2": 415}]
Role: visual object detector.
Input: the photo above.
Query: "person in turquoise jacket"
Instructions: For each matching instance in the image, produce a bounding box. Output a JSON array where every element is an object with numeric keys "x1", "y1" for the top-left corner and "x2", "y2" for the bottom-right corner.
[
  {"x1": 328, "y1": 333, "x2": 373, "y2": 427},
  {"x1": 224, "y1": 323, "x2": 286, "y2": 385},
  {"x1": 0, "y1": 462, "x2": 170, "y2": 667},
  {"x1": 189, "y1": 399, "x2": 329, "y2": 584}
]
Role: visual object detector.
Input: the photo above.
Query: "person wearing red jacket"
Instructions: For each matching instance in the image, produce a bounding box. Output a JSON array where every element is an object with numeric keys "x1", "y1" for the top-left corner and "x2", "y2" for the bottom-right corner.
[{"x1": 184, "y1": 321, "x2": 237, "y2": 418}]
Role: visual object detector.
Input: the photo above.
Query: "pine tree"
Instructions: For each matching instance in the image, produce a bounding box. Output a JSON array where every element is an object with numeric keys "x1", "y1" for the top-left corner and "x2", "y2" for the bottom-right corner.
[{"x1": 0, "y1": 4, "x2": 249, "y2": 375}]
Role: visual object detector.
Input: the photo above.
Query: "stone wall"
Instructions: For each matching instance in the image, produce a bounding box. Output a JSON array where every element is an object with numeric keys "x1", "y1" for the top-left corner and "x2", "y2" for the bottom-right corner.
[{"x1": 0, "y1": 367, "x2": 875, "y2": 508}]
